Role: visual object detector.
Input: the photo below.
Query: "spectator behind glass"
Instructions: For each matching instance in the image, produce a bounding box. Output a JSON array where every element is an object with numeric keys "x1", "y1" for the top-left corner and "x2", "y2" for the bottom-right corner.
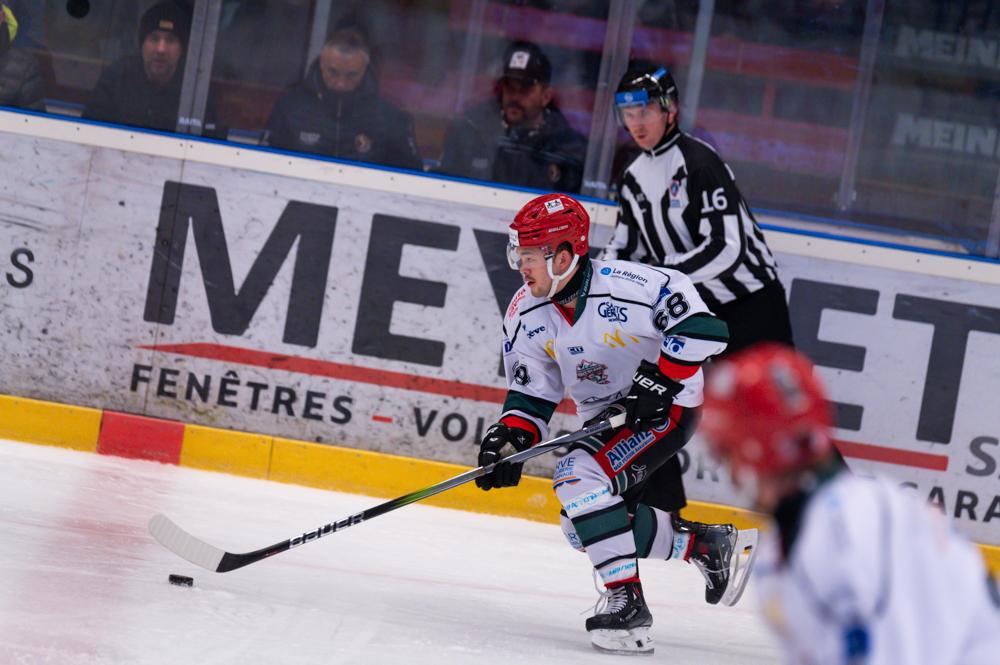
[
  {"x1": 265, "y1": 21, "x2": 422, "y2": 171},
  {"x1": 84, "y1": 1, "x2": 218, "y2": 135},
  {"x1": 439, "y1": 41, "x2": 587, "y2": 193},
  {"x1": 0, "y1": 2, "x2": 44, "y2": 111}
]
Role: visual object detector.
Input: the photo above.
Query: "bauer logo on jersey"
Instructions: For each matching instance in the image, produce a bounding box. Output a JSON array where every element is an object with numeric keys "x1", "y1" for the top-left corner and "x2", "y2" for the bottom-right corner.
[
  {"x1": 606, "y1": 431, "x2": 656, "y2": 473},
  {"x1": 576, "y1": 359, "x2": 610, "y2": 385},
  {"x1": 597, "y1": 301, "x2": 628, "y2": 323},
  {"x1": 513, "y1": 361, "x2": 531, "y2": 386},
  {"x1": 544, "y1": 198, "x2": 565, "y2": 214}
]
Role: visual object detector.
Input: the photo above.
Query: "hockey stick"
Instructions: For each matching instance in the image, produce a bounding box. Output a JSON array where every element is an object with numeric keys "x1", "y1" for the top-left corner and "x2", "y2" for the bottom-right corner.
[{"x1": 149, "y1": 412, "x2": 626, "y2": 573}]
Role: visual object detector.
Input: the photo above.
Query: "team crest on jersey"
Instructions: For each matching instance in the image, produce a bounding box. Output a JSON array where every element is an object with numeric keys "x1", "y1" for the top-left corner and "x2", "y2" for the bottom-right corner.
[
  {"x1": 513, "y1": 361, "x2": 530, "y2": 386},
  {"x1": 597, "y1": 301, "x2": 628, "y2": 323},
  {"x1": 576, "y1": 359, "x2": 610, "y2": 385}
]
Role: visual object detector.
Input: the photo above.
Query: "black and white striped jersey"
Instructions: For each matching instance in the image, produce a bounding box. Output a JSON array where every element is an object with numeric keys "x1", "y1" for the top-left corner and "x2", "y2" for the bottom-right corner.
[{"x1": 601, "y1": 126, "x2": 780, "y2": 310}]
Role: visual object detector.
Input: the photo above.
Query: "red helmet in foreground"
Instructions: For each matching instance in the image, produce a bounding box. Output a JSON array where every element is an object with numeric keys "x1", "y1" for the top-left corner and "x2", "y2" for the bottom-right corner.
[
  {"x1": 701, "y1": 344, "x2": 834, "y2": 477},
  {"x1": 507, "y1": 193, "x2": 590, "y2": 269}
]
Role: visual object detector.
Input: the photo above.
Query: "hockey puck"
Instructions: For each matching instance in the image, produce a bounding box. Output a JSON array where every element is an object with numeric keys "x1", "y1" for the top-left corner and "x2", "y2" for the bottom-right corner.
[{"x1": 168, "y1": 574, "x2": 194, "y2": 587}]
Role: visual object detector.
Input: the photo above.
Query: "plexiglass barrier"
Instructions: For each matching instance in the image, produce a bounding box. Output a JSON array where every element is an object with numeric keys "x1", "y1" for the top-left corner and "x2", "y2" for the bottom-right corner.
[{"x1": 4, "y1": 0, "x2": 999, "y2": 257}]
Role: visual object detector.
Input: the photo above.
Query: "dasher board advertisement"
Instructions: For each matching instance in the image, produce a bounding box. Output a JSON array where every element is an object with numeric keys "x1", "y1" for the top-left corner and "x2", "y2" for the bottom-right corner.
[{"x1": 1, "y1": 117, "x2": 998, "y2": 545}]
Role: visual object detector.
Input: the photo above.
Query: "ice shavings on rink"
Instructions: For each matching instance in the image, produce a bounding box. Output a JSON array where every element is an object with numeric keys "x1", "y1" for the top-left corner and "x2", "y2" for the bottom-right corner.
[{"x1": 0, "y1": 439, "x2": 780, "y2": 664}]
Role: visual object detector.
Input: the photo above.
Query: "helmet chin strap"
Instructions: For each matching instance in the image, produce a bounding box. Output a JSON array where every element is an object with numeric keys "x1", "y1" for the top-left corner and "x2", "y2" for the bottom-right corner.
[{"x1": 545, "y1": 254, "x2": 580, "y2": 299}]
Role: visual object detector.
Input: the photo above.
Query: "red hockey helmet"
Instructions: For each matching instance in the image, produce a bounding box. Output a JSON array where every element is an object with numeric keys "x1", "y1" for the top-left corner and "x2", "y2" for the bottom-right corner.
[
  {"x1": 507, "y1": 193, "x2": 590, "y2": 270},
  {"x1": 701, "y1": 344, "x2": 834, "y2": 478}
]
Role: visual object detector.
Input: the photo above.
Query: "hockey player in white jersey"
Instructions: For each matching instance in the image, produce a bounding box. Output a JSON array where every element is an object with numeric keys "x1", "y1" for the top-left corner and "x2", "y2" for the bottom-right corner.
[
  {"x1": 475, "y1": 192, "x2": 757, "y2": 655},
  {"x1": 702, "y1": 344, "x2": 1000, "y2": 665}
]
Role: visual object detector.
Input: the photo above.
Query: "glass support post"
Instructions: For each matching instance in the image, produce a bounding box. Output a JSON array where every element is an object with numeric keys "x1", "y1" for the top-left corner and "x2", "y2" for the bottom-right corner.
[
  {"x1": 986, "y1": 168, "x2": 1000, "y2": 258},
  {"x1": 680, "y1": 0, "x2": 714, "y2": 133},
  {"x1": 580, "y1": 0, "x2": 638, "y2": 199},
  {"x1": 836, "y1": 0, "x2": 885, "y2": 211},
  {"x1": 176, "y1": 0, "x2": 222, "y2": 136},
  {"x1": 453, "y1": 0, "x2": 489, "y2": 115},
  {"x1": 305, "y1": 0, "x2": 334, "y2": 76}
]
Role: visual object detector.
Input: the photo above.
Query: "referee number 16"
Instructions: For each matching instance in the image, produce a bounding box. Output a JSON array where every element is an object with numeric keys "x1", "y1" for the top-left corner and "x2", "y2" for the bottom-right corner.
[{"x1": 700, "y1": 188, "x2": 728, "y2": 213}]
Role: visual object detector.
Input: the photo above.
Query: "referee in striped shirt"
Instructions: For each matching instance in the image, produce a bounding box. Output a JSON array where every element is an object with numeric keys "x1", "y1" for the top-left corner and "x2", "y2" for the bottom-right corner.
[
  {"x1": 602, "y1": 65, "x2": 794, "y2": 353},
  {"x1": 600, "y1": 64, "x2": 796, "y2": 519}
]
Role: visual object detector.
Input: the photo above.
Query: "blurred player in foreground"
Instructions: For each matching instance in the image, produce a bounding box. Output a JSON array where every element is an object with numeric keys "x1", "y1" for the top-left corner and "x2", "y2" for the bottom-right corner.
[
  {"x1": 701, "y1": 344, "x2": 1000, "y2": 664},
  {"x1": 476, "y1": 192, "x2": 756, "y2": 655}
]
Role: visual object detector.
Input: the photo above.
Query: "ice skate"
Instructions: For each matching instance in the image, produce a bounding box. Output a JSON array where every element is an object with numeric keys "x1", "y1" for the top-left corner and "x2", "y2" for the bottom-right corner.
[
  {"x1": 673, "y1": 515, "x2": 758, "y2": 606},
  {"x1": 586, "y1": 581, "x2": 654, "y2": 656}
]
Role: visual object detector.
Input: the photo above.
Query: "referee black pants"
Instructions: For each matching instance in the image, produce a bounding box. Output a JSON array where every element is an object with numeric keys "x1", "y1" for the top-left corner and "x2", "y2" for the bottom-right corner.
[{"x1": 640, "y1": 279, "x2": 795, "y2": 514}]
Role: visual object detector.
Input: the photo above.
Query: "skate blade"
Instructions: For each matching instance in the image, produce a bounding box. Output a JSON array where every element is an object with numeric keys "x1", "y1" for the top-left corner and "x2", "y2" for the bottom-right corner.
[
  {"x1": 590, "y1": 626, "x2": 654, "y2": 656},
  {"x1": 721, "y1": 528, "x2": 759, "y2": 607}
]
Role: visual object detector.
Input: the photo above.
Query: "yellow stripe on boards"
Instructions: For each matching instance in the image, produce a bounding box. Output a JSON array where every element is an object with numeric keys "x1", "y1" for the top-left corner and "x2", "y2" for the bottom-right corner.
[
  {"x1": 179, "y1": 424, "x2": 272, "y2": 479},
  {"x1": 0, "y1": 395, "x2": 100, "y2": 451},
  {"x1": 268, "y1": 436, "x2": 561, "y2": 522}
]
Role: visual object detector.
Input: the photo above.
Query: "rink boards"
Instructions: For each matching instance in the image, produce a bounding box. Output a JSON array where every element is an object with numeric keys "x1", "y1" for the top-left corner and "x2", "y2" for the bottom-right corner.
[{"x1": 1, "y1": 110, "x2": 999, "y2": 552}]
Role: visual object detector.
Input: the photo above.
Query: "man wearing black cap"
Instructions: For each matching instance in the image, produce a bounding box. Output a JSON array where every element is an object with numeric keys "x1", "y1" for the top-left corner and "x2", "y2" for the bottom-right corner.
[
  {"x1": 84, "y1": 0, "x2": 217, "y2": 134},
  {"x1": 439, "y1": 41, "x2": 586, "y2": 193}
]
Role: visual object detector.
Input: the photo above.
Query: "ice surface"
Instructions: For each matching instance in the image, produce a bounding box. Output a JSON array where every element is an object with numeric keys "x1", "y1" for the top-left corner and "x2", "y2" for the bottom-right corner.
[{"x1": 0, "y1": 440, "x2": 780, "y2": 664}]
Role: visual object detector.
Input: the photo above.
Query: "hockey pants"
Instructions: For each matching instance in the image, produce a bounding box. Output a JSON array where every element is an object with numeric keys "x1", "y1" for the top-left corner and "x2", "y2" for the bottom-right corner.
[{"x1": 552, "y1": 405, "x2": 698, "y2": 586}]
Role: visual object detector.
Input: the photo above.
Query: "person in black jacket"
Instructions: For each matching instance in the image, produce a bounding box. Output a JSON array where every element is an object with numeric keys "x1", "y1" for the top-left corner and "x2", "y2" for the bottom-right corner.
[
  {"x1": 0, "y1": 1, "x2": 43, "y2": 111},
  {"x1": 84, "y1": 1, "x2": 218, "y2": 135},
  {"x1": 439, "y1": 41, "x2": 587, "y2": 193},
  {"x1": 265, "y1": 23, "x2": 422, "y2": 171}
]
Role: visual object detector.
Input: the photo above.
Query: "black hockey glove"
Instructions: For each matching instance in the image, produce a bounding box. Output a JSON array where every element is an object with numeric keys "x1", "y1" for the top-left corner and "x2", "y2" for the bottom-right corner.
[
  {"x1": 475, "y1": 423, "x2": 534, "y2": 491},
  {"x1": 624, "y1": 359, "x2": 684, "y2": 432}
]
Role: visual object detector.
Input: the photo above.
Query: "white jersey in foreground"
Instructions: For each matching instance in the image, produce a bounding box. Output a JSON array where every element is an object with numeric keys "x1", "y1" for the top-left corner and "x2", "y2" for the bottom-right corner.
[
  {"x1": 499, "y1": 258, "x2": 728, "y2": 435},
  {"x1": 755, "y1": 472, "x2": 1000, "y2": 665}
]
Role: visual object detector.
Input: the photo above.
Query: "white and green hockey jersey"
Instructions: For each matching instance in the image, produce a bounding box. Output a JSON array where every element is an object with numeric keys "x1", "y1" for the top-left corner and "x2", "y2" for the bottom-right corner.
[{"x1": 498, "y1": 258, "x2": 729, "y2": 440}]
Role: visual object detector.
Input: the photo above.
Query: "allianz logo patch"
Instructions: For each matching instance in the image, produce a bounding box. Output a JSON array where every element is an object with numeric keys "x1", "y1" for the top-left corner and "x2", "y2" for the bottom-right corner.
[
  {"x1": 568, "y1": 346, "x2": 584, "y2": 355},
  {"x1": 607, "y1": 431, "x2": 656, "y2": 473}
]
